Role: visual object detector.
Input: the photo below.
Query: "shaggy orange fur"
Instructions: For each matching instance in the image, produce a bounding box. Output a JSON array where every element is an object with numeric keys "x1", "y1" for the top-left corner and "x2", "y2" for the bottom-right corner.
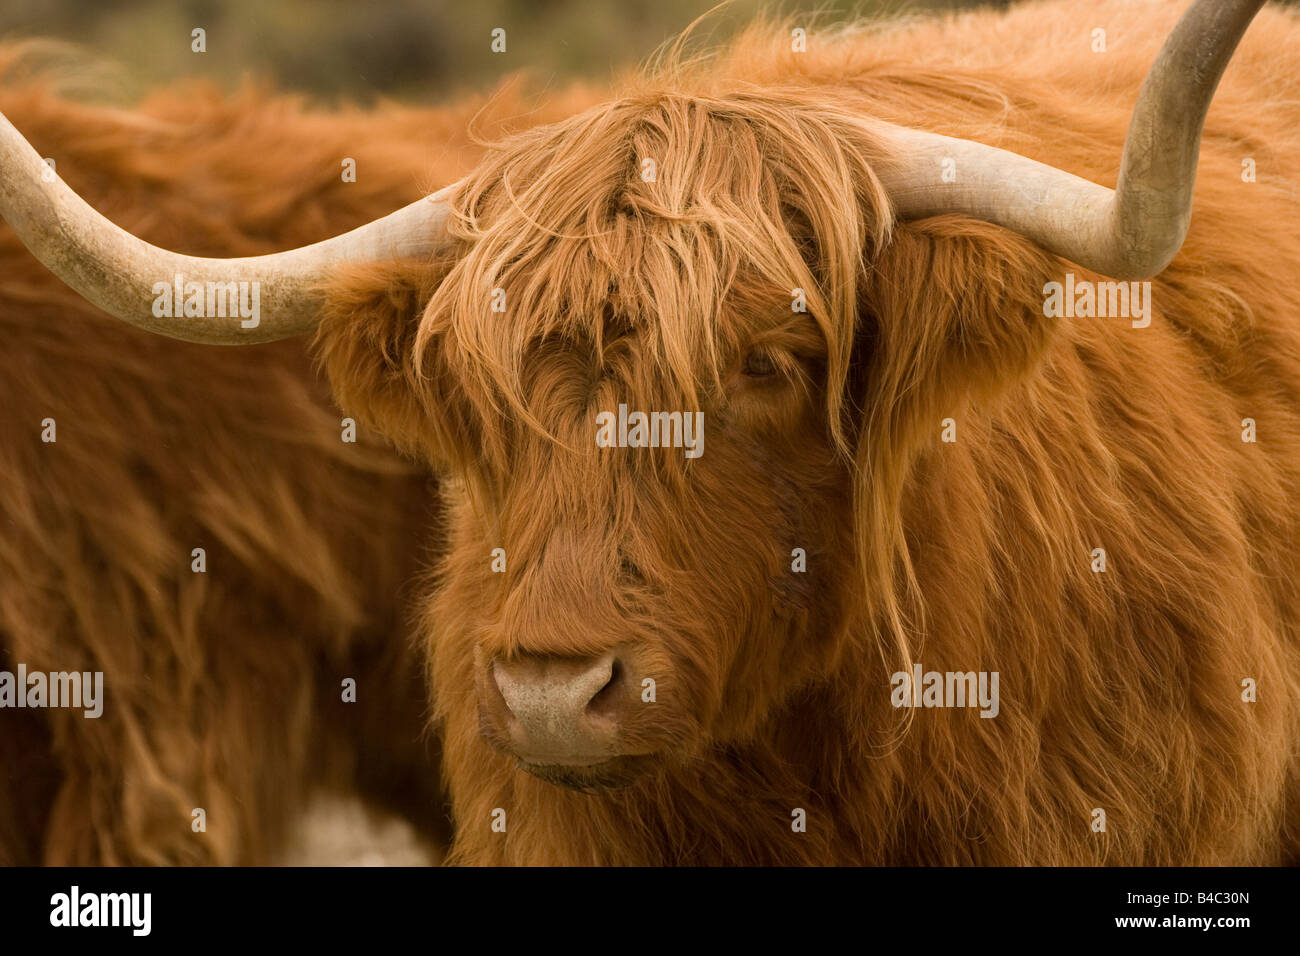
[
  {"x1": 0, "y1": 47, "x2": 588, "y2": 864},
  {"x1": 5, "y1": 0, "x2": 1300, "y2": 865}
]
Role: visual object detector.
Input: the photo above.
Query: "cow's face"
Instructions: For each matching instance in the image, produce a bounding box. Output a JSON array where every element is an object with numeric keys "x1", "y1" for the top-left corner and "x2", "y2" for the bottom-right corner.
[
  {"x1": 387, "y1": 95, "x2": 893, "y2": 791},
  {"x1": 318, "y1": 91, "x2": 1048, "y2": 790},
  {"x1": 419, "y1": 272, "x2": 864, "y2": 790}
]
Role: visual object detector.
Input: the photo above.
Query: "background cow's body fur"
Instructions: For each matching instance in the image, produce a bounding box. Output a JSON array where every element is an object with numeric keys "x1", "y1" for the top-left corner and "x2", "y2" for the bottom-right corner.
[
  {"x1": 0, "y1": 50, "x2": 569, "y2": 864},
  {"x1": 3, "y1": 0, "x2": 1299, "y2": 865}
]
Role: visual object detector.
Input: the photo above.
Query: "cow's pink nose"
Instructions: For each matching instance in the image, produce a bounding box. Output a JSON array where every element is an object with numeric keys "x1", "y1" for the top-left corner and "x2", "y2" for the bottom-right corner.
[{"x1": 489, "y1": 653, "x2": 624, "y2": 765}]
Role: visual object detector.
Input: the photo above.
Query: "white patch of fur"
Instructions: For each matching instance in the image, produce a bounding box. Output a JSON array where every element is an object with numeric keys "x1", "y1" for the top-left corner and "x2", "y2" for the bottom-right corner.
[{"x1": 276, "y1": 793, "x2": 440, "y2": 866}]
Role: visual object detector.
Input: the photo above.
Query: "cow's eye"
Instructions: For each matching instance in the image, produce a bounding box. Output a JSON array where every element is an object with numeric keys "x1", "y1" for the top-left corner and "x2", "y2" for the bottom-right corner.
[
  {"x1": 618, "y1": 551, "x2": 645, "y2": 584},
  {"x1": 742, "y1": 349, "x2": 778, "y2": 378}
]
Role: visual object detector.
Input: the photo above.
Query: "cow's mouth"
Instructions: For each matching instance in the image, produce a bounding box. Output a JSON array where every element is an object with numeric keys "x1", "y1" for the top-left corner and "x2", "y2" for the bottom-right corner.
[{"x1": 514, "y1": 754, "x2": 656, "y2": 792}]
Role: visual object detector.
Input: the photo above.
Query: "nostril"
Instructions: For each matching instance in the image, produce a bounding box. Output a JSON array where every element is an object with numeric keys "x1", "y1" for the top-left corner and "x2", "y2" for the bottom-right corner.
[
  {"x1": 491, "y1": 653, "x2": 623, "y2": 724},
  {"x1": 585, "y1": 655, "x2": 625, "y2": 719}
]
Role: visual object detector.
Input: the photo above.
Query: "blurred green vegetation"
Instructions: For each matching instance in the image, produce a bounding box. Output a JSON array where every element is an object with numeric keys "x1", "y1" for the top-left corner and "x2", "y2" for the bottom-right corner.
[{"x1": 0, "y1": 0, "x2": 1017, "y2": 104}]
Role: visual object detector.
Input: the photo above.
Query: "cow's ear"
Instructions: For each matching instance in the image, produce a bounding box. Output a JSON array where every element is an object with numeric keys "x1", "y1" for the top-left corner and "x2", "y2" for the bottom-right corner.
[
  {"x1": 846, "y1": 217, "x2": 1059, "y2": 633},
  {"x1": 854, "y1": 216, "x2": 1059, "y2": 451},
  {"x1": 314, "y1": 259, "x2": 445, "y2": 458}
]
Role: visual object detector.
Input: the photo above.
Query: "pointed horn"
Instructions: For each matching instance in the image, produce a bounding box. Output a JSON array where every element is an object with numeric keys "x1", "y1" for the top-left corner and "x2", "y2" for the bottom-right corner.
[
  {"x1": 873, "y1": 0, "x2": 1265, "y2": 279},
  {"x1": 0, "y1": 109, "x2": 455, "y2": 344}
]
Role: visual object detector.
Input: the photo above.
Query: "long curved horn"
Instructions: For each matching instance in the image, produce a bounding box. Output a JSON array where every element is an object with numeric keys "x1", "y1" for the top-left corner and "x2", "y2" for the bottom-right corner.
[
  {"x1": 873, "y1": 0, "x2": 1265, "y2": 280},
  {"x1": 0, "y1": 0, "x2": 1264, "y2": 340},
  {"x1": 0, "y1": 109, "x2": 455, "y2": 344}
]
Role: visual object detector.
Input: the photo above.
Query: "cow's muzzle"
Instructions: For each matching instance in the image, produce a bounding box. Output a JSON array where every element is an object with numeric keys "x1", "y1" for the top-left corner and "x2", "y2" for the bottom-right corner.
[{"x1": 478, "y1": 650, "x2": 651, "y2": 787}]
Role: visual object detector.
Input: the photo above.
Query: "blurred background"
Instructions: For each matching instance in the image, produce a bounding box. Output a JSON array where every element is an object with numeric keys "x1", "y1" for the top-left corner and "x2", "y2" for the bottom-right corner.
[{"x1": 0, "y1": 0, "x2": 1021, "y2": 104}]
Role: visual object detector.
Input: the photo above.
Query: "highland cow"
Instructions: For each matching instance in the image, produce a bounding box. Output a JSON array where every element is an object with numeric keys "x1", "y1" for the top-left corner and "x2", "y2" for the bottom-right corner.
[{"x1": 2, "y1": 0, "x2": 1299, "y2": 866}]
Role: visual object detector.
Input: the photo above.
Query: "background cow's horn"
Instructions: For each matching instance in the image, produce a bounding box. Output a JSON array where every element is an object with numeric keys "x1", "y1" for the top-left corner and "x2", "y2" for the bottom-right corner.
[
  {"x1": 872, "y1": 0, "x2": 1265, "y2": 280},
  {"x1": 0, "y1": 109, "x2": 455, "y2": 344}
]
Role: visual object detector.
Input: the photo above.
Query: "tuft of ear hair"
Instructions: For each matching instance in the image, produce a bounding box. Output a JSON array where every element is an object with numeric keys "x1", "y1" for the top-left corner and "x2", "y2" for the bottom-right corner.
[
  {"x1": 848, "y1": 215, "x2": 1058, "y2": 672},
  {"x1": 314, "y1": 259, "x2": 446, "y2": 459},
  {"x1": 860, "y1": 216, "x2": 1060, "y2": 441}
]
